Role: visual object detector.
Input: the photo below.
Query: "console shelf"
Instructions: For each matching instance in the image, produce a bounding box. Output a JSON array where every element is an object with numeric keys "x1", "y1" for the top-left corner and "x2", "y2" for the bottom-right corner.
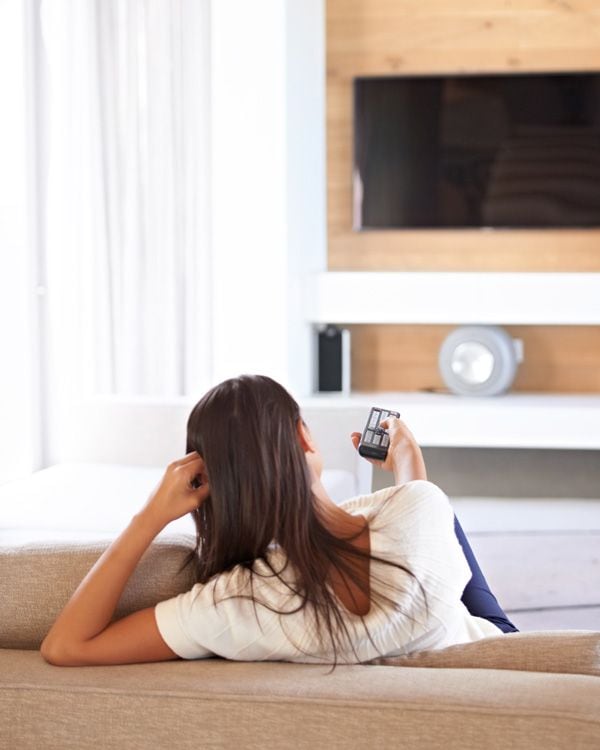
[
  {"x1": 312, "y1": 272, "x2": 600, "y2": 326},
  {"x1": 301, "y1": 392, "x2": 600, "y2": 450}
]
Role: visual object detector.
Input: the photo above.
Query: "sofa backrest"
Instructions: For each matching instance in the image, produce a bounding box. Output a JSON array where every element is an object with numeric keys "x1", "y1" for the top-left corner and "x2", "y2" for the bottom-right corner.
[{"x1": 0, "y1": 535, "x2": 196, "y2": 650}]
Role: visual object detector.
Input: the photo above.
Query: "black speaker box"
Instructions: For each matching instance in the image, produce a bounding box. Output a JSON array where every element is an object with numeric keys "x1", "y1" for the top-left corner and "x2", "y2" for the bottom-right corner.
[{"x1": 317, "y1": 325, "x2": 350, "y2": 393}]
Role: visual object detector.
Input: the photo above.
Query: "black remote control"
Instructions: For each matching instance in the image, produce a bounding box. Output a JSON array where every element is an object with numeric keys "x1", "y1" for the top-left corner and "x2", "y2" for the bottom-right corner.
[{"x1": 358, "y1": 407, "x2": 401, "y2": 461}]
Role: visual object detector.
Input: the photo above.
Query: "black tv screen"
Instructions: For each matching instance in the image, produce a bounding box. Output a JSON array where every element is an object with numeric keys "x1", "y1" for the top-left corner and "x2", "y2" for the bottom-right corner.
[{"x1": 353, "y1": 73, "x2": 600, "y2": 229}]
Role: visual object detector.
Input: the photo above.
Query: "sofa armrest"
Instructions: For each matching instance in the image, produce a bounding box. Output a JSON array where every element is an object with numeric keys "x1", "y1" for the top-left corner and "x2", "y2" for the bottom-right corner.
[{"x1": 369, "y1": 630, "x2": 600, "y2": 677}]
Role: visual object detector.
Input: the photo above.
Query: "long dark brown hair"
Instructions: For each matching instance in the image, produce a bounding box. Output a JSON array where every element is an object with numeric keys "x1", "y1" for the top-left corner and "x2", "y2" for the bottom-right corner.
[{"x1": 185, "y1": 374, "x2": 423, "y2": 663}]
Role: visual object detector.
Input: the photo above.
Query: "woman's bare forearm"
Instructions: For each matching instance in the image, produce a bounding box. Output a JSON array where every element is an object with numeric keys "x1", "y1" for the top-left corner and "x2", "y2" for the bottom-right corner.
[
  {"x1": 41, "y1": 511, "x2": 163, "y2": 654},
  {"x1": 391, "y1": 438, "x2": 427, "y2": 485}
]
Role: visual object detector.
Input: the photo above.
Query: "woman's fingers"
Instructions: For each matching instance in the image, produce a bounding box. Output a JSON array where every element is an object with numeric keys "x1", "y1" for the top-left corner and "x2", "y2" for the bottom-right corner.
[
  {"x1": 170, "y1": 453, "x2": 206, "y2": 476},
  {"x1": 188, "y1": 469, "x2": 209, "y2": 489},
  {"x1": 168, "y1": 454, "x2": 209, "y2": 496},
  {"x1": 379, "y1": 416, "x2": 400, "y2": 431},
  {"x1": 174, "y1": 451, "x2": 203, "y2": 466},
  {"x1": 352, "y1": 416, "x2": 401, "y2": 446},
  {"x1": 192, "y1": 480, "x2": 211, "y2": 505}
]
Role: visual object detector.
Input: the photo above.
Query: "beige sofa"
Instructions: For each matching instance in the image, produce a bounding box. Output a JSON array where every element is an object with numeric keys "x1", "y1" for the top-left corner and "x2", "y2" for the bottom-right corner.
[{"x1": 1, "y1": 464, "x2": 600, "y2": 750}]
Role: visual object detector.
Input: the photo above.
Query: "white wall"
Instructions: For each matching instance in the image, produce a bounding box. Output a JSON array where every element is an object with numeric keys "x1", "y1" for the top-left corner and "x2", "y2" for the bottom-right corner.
[
  {"x1": 210, "y1": 0, "x2": 326, "y2": 395},
  {"x1": 284, "y1": 0, "x2": 327, "y2": 395}
]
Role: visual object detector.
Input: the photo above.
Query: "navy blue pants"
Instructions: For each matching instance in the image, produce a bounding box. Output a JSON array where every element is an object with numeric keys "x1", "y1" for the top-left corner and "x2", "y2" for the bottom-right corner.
[{"x1": 454, "y1": 515, "x2": 519, "y2": 633}]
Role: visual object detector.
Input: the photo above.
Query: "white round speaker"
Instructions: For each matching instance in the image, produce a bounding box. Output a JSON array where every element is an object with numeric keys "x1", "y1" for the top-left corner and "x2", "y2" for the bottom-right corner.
[{"x1": 438, "y1": 325, "x2": 523, "y2": 397}]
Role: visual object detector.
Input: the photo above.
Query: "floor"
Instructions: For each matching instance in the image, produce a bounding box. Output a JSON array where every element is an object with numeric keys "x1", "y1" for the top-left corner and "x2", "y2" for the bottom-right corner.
[{"x1": 451, "y1": 497, "x2": 600, "y2": 631}]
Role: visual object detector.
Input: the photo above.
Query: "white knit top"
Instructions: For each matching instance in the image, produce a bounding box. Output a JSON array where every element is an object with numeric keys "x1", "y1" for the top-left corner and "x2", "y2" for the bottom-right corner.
[{"x1": 154, "y1": 480, "x2": 502, "y2": 663}]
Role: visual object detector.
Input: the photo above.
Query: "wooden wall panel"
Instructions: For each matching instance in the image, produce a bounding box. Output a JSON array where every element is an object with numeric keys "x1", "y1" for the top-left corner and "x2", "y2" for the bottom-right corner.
[
  {"x1": 348, "y1": 325, "x2": 600, "y2": 393},
  {"x1": 327, "y1": 0, "x2": 600, "y2": 272}
]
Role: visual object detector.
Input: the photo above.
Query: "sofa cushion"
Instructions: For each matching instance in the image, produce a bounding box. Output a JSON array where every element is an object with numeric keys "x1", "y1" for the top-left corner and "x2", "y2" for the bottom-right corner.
[
  {"x1": 370, "y1": 630, "x2": 600, "y2": 677},
  {"x1": 2, "y1": 650, "x2": 600, "y2": 750},
  {"x1": 0, "y1": 535, "x2": 196, "y2": 649}
]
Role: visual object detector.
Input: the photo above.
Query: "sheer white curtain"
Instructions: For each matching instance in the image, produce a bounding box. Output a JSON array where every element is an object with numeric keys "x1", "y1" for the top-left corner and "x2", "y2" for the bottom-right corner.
[
  {"x1": 0, "y1": 0, "x2": 35, "y2": 483},
  {"x1": 41, "y1": 0, "x2": 212, "y2": 400}
]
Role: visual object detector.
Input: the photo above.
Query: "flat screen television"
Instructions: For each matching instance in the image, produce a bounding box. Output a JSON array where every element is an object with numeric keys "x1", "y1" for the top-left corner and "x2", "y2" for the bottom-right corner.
[{"x1": 353, "y1": 72, "x2": 600, "y2": 230}]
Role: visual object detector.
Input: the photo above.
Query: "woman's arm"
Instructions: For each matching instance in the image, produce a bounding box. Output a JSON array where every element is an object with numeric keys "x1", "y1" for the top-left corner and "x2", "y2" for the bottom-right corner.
[
  {"x1": 382, "y1": 416, "x2": 427, "y2": 485},
  {"x1": 351, "y1": 416, "x2": 427, "y2": 486},
  {"x1": 40, "y1": 452, "x2": 209, "y2": 666}
]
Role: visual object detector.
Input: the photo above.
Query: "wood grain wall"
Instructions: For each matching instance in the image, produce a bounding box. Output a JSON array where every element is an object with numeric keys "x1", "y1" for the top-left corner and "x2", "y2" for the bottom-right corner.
[
  {"x1": 326, "y1": 0, "x2": 600, "y2": 272},
  {"x1": 326, "y1": 1, "x2": 600, "y2": 392},
  {"x1": 348, "y1": 325, "x2": 600, "y2": 392}
]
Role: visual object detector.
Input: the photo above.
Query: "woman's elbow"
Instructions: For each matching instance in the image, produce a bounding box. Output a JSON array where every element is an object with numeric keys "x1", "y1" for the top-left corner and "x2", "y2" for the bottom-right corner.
[{"x1": 40, "y1": 636, "x2": 78, "y2": 666}]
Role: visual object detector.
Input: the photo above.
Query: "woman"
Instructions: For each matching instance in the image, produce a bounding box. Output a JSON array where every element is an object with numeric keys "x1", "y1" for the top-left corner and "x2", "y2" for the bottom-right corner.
[{"x1": 41, "y1": 375, "x2": 517, "y2": 667}]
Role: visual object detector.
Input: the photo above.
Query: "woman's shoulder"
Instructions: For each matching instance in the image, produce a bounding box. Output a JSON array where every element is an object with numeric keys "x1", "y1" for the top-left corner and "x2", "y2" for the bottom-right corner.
[{"x1": 340, "y1": 480, "x2": 456, "y2": 552}]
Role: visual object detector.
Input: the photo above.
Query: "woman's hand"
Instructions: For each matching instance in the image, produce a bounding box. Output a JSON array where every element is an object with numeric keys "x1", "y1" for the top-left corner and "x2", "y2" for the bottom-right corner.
[
  {"x1": 351, "y1": 416, "x2": 427, "y2": 485},
  {"x1": 141, "y1": 452, "x2": 210, "y2": 531}
]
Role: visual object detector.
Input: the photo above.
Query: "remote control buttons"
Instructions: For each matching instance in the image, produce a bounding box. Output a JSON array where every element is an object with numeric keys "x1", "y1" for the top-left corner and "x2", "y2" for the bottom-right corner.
[
  {"x1": 367, "y1": 408, "x2": 397, "y2": 432},
  {"x1": 358, "y1": 407, "x2": 401, "y2": 462}
]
